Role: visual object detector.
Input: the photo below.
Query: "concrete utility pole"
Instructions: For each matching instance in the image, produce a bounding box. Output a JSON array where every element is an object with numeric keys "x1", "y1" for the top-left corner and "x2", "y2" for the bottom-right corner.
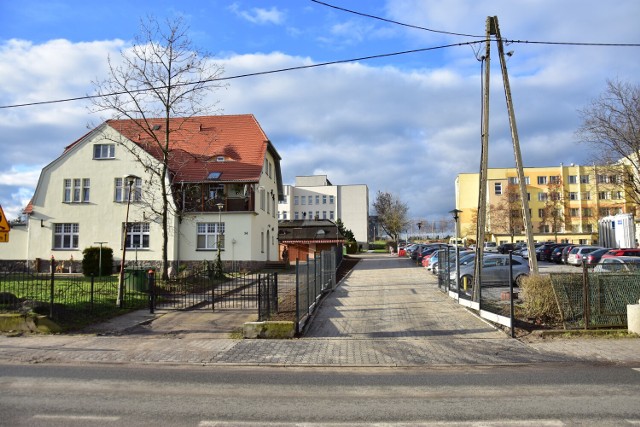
[
  {"x1": 473, "y1": 16, "x2": 494, "y2": 303},
  {"x1": 473, "y1": 16, "x2": 541, "y2": 302},
  {"x1": 493, "y1": 17, "x2": 538, "y2": 274}
]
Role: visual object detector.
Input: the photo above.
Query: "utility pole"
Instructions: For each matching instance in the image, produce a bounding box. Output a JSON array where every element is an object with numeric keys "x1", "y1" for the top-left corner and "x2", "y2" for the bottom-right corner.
[
  {"x1": 494, "y1": 16, "x2": 538, "y2": 274},
  {"x1": 473, "y1": 16, "x2": 494, "y2": 303}
]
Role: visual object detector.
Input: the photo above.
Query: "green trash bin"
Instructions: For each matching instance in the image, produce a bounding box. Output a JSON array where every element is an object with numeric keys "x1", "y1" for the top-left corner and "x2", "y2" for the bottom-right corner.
[{"x1": 125, "y1": 268, "x2": 147, "y2": 292}]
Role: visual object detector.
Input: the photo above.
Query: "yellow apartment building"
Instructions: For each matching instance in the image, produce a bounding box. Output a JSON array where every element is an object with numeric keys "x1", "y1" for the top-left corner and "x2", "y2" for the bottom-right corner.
[{"x1": 455, "y1": 163, "x2": 635, "y2": 245}]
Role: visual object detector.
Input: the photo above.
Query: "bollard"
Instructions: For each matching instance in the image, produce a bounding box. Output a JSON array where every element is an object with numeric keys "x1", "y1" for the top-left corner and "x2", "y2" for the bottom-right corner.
[{"x1": 628, "y1": 299, "x2": 640, "y2": 335}]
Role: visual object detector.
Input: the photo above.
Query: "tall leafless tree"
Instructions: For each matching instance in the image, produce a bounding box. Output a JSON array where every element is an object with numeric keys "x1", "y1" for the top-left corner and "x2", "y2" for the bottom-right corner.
[
  {"x1": 91, "y1": 16, "x2": 226, "y2": 279},
  {"x1": 372, "y1": 191, "x2": 409, "y2": 244},
  {"x1": 577, "y1": 79, "x2": 640, "y2": 210}
]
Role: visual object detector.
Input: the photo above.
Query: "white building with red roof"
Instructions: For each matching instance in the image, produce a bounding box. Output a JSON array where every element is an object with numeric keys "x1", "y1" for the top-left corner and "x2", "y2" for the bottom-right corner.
[{"x1": 1, "y1": 115, "x2": 283, "y2": 273}]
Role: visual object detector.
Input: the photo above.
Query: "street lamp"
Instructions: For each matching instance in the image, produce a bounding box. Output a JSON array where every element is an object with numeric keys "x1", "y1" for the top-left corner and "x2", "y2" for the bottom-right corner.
[
  {"x1": 93, "y1": 241, "x2": 108, "y2": 277},
  {"x1": 216, "y1": 202, "x2": 224, "y2": 256},
  {"x1": 449, "y1": 209, "x2": 462, "y2": 292},
  {"x1": 117, "y1": 174, "x2": 139, "y2": 308},
  {"x1": 214, "y1": 202, "x2": 224, "y2": 277}
]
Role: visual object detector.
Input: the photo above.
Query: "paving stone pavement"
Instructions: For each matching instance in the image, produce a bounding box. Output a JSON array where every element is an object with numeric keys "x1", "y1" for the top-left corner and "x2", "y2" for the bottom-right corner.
[{"x1": 0, "y1": 254, "x2": 638, "y2": 367}]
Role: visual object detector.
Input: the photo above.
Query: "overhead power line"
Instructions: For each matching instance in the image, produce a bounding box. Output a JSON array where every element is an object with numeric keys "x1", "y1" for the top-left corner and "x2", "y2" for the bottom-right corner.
[
  {"x1": 0, "y1": 41, "x2": 484, "y2": 110},
  {"x1": 310, "y1": 0, "x2": 484, "y2": 38},
  {"x1": 0, "y1": 37, "x2": 638, "y2": 110}
]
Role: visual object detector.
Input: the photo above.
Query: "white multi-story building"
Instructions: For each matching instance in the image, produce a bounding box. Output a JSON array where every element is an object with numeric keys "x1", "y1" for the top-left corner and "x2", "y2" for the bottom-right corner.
[{"x1": 278, "y1": 175, "x2": 369, "y2": 247}]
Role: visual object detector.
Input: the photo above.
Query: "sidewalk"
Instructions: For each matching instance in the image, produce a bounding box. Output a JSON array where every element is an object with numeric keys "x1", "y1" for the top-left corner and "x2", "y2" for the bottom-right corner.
[{"x1": 0, "y1": 254, "x2": 638, "y2": 367}]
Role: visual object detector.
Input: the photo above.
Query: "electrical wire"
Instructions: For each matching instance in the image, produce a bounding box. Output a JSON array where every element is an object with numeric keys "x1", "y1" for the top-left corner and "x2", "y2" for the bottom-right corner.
[
  {"x1": 310, "y1": 0, "x2": 484, "y2": 38},
  {"x1": 0, "y1": 40, "x2": 485, "y2": 109},
  {"x1": 0, "y1": 37, "x2": 638, "y2": 110}
]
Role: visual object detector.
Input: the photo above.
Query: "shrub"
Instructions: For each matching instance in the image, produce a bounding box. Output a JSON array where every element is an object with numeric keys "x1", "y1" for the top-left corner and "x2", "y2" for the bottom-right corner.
[
  {"x1": 82, "y1": 246, "x2": 114, "y2": 276},
  {"x1": 519, "y1": 274, "x2": 561, "y2": 323}
]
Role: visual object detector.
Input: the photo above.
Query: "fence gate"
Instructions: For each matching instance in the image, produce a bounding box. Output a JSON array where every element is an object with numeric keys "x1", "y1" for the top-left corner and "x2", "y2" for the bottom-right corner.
[{"x1": 149, "y1": 271, "x2": 277, "y2": 320}]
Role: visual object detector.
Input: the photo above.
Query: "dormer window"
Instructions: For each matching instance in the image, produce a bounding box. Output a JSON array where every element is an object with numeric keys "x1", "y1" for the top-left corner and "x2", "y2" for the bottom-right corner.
[
  {"x1": 216, "y1": 156, "x2": 225, "y2": 162},
  {"x1": 207, "y1": 172, "x2": 221, "y2": 180}
]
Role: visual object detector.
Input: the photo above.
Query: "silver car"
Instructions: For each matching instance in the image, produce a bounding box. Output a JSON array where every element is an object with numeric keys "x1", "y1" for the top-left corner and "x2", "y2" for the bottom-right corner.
[
  {"x1": 450, "y1": 254, "x2": 530, "y2": 287},
  {"x1": 593, "y1": 256, "x2": 640, "y2": 272}
]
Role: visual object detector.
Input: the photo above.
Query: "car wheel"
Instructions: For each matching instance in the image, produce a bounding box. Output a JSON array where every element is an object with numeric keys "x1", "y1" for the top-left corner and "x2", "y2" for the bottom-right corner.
[{"x1": 460, "y1": 275, "x2": 474, "y2": 292}]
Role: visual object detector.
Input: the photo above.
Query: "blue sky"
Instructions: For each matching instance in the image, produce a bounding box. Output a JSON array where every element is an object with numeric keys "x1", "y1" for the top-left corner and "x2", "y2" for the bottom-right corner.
[{"x1": 1, "y1": 0, "x2": 639, "y2": 225}]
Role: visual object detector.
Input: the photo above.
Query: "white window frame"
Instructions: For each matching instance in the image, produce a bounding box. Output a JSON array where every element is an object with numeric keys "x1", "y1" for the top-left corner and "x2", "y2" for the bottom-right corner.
[
  {"x1": 63, "y1": 178, "x2": 90, "y2": 203},
  {"x1": 537, "y1": 176, "x2": 547, "y2": 185},
  {"x1": 93, "y1": 144, "x2": 115, "y2": 159},
  {"x1": 125, "y1": 222, "x2": 150, "y2": 249},
  {"x1": 196, "y1": 222, "x2": 224, "y2": 250},
  {"x1": 53, "y1": 223, "x2": 79, "y2": 249},
  {"x1": 114, "y1": 177, "x2": 142, "y2": 202}
]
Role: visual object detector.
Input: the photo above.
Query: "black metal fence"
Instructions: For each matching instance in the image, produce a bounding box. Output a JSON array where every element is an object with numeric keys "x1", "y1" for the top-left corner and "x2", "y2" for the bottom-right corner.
[
  {"x1": 284, "y1": 247, "x2": 341, "y2": 334},
  {"x1": 0, "y1": 259, "x2": 279, "y2": 325},
  {"x1": 436, "y1": 248, "x2": 520, "y2": 331},
  {"x1": 148, "y1": 268, "x2": 278, "y2": 321},
  {"x1": 0, "y1": 261, "x2": 148, "y2": 324}
]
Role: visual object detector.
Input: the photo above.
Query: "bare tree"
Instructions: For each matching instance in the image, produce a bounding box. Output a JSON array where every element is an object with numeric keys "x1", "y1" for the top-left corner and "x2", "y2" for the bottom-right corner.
[
  {"x1": 372, "y1": 191, "x2": 409, "y2": 244},
  {"x1": 490, "y1": 183, "x2": 524, "y2": 241},
  {"x1": 90, "y1": 16, "x2": 225, "y2": 279},
  {"x1": 539, "y1": 177, "x2": 565, "y2": 241},
  {"x1": 577, "y1": 79, "x2": 640, "y2": 209}
]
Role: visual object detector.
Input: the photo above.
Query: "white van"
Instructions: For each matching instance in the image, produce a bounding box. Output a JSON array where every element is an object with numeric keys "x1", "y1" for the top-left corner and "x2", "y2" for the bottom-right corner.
[{"x1": 484, "y1": 242, "x2": 498, "y2": 253}]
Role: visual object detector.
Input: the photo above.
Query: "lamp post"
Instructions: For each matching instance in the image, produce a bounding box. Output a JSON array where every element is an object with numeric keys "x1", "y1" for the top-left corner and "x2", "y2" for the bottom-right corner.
[
  {"x1": 117, "y1": 174, "x2": 139, "y2": 308},
  {"x1": 449, "y1": 209, "x2": 462, "y2": 292},
  {"x1": 215, "y1": 202, "x2": 224, "y2": 277},
  {"x1": 93, "y1": 241, "x2": 108, "y2": 276}
]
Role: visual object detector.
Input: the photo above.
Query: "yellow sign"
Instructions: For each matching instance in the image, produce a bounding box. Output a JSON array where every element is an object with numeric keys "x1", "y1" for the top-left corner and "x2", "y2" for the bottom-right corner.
[{"x1": 0, "y1": 205, "x2": 10, "y2": 241}]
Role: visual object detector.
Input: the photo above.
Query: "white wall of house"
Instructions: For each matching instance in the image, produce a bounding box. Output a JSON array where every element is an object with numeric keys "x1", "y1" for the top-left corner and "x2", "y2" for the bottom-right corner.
[
  {"x1": 0, "y1": 223, "x2": 28, "y2": 260},
  {"x1": 22, "y1": 125, "x2": 175, "y2": 266}
]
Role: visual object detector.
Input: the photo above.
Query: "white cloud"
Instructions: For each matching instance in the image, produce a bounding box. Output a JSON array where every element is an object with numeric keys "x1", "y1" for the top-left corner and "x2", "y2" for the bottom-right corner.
[
  {"x1": 0, "y1": 0, "x2": 639, "y2": 226},
  {"x1": 228, "y1": 3, "x2": 285, "y2": 25}
]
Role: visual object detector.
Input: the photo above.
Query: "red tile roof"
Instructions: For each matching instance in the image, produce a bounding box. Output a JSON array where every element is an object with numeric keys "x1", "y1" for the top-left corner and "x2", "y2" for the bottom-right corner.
[{"x1": 106, "y1": 115, "x2": 277, "y2": 183}]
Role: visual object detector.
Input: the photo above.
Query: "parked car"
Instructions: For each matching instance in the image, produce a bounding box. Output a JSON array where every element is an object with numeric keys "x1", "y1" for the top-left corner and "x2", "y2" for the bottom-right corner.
[
  {"x1": 600, "y1": 248, "x2": 640, "y2": 259},
  {"x1": 483, "y1": 242, "x2": 498, "y2": 253},
  {"x1": 593, "y1": 256, "x2": 640, "y2": 272},
  {"x1": 497, "y1": 243, "x2": 516, "y2": 254},
  {"x1": 537, "y1": 243, "x2": 559, "y2": 261},
  {"x1": 416, "y1": 245, "x2": 446, "y2": 264},
  {"x1": 550, "y1": 244, "x2": 571, "y2": 263},
  {"x1": 561, "y1": 245, "x2": 576, "y2": 264},
  {"x1": 567, "y1": 246, "x2": 603, "y2": 266},
  {"x1": 434, "y1": 250, "x2": 473, "y2": 275},
  {"x1": 451, "y1": 254, "x2": 530, "y2": 288},
  {"x1": 584, "y1": 248, "x2": 612, "y2": 266}
]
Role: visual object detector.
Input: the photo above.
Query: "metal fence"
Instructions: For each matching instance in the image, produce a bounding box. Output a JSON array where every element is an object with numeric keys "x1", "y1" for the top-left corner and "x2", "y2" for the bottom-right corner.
[
  {"x1": 148, "y1": 269, "x2": 278, "y2": 321},
  {"x1": 550, "y1": 264, "x2": 640, "y2": 329},
  {"x1": 291, "y1": 247, "x2": 341, "y2": 334},
  {"x1": 437, "y1": 248, "x2": 520, "y2": 331},
  {"x1": 0, "y1": 262, "x2": 148, "y2": 324}
]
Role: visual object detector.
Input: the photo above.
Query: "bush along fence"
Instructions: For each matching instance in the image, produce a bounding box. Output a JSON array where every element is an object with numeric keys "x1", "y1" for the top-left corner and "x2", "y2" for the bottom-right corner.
[
  {"x1": 437, "y1": 248, "x2": 640, "y2": 331},
  {"x1": 549, "y1": 261, "x2": 640, "y2": 329}
]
